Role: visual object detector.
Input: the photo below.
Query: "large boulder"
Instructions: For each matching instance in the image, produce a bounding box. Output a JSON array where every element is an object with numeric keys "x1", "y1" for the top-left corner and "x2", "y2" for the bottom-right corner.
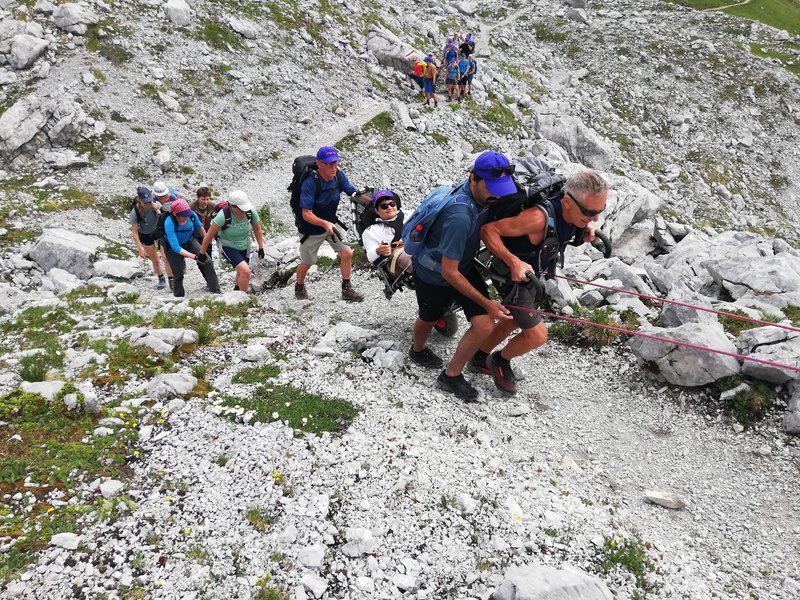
[
  {"x1": 130, "y1": 328, "x2": 199, "y2": 354},
  {"x1": 598, "y1": 173, "x2": 663, "y2": 244},
  {"x1": 147, "y1": 373, "x2": 197, "y2": 400},
  {"x1": 27, "y1": 229, "x2": 106, "y2": 280},
  {"x1": 740, "y1": 336, "x2": 800, "y2": 384},
  {"x1": 534, "y1": 112, "x2": 616, "y2": 170},
  {"x1": 52, "y1": 3, "x2": 99, "y2": 35},
  {"x1": 228, "y1": 17, "x2": 259, "y2": 39},
  {"x1": 492, "y1": 563, "x2": 613, "y2": 600},
  {"x1": 164, "y1": 0, "x2": 191, "y2": 26},
  {"x1": 703, "y1": 254, "x2": 800, "y2": 300},
  {"x1": 0, "y1": 95, "x2": 86, "y2": 164},
  {"x1": 9, "y1": 34, "x2": 49, "y2": 70},
  {"x1": 365, "y1": 27, "x2": 422, "y2": 72},
  {"x1": 785, "y1": 385, "x2": 800, "y2": 435},
  {"x1": 0, "y1": 20, "x2": 45, "y2": 54},
  {"x1": 93, "y1": 259, "x2": 143, "y2": 280},
  {"x1": 0, "y1": 283, "x2": 32, "y2": 314},
  {"x1": 628, "y1": 321, "x2": 740, "y2": 386}
]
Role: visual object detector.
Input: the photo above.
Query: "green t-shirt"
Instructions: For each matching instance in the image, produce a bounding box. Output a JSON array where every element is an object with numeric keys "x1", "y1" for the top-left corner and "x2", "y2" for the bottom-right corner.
[{"x1": 214, "y1": 206, "x2": 260, "y2": 250}]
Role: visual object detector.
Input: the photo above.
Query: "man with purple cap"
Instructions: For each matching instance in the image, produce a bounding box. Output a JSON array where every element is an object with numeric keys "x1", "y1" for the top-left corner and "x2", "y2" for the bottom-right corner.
[
  {"x1": 295, "y1": 146, "x2": 367, "y2": 302},
  {"x1": 407, "y1": 150, "x2": 516, "y2": 402}
]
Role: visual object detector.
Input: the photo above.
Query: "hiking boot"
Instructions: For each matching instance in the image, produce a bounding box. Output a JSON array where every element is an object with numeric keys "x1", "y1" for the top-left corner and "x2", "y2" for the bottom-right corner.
[
  {"x1": 487, "y1": 351, "x2": 517, "y2": 396},
  {"x1": 168, "y1": 277, "x2": 174, "y2": 291},
  {"x1": 468, "y1": 352, "x2": 490, "y2": 375},
  {"x1": 408, "y1": 346, "x2": 443, "y2": 369},
  {"x1": 437, "y1": 371, "x2": 478, "y2": 402},
  {"x1": 157, "y1": 275, "x2": 166, "y2": 290},
  {"x1": 295, "y1": 284, "x2": 309, "y2": 300},
  {"x1": 341, "y1": 282, "x2": 364, "y2": 303}
]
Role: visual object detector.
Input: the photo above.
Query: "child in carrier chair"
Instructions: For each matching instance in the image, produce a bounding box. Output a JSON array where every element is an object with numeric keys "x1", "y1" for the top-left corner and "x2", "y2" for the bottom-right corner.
[{"x1": 361, "y1": 189, "x2": 412, "y2": 278}]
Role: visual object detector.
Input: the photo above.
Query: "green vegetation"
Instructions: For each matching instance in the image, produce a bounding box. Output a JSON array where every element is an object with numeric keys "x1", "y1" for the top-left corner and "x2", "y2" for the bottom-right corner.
[
  {"x1": 232, "y1": 364, "x2": 280, "y2": 384},
  {"x1": 596, "y1": 532, "x2": 658, "y2": 596},
  {"x1": 749, "y1": 43, "x2": 800, "y2": 78},
  {"x1": 530, "y1": 20, "x2": 568, "y2": 43},
  {"x1": 215, "y1": 453, "x2": 229, "y2": 467},
  {"x1": 429, "y1": 131, "x2": 449, "y2": 145},
  {"x1": 725, "y1": 0, "x2": 800, "y2": 35},
  {"x1": 196, "y1": 20, "x2": 247, "y2": 51},
  {"x1": 246, "y1": 506, "x2": 277, "y2": 532},
  {"x1": 784, "y1": 305, "x2": 800, "y2": 325},
  {"x1": 258, "y1": 204, "x2": 288, "y2": 236},
  {"x1": 0, "y1": 389, "x2": 139, "y2": 580},
  {"x1": 128, "y1": 166, "x2": 148, "y2": 181},
  {"x1": 548, "y1": 307, "x2": 626, "y2": 347},
  {"x1": 218, "y1": 384, "x2": 359, "y2": 435},
  {"x1": 85, "y1": 21, "x2": 134, "y2": 65},
  {"x1": 716, "y1": 376, "x2": 776, "y2": 426},
  {"x1": 718, "y1": 309, "x2": 778, "y2": 336}
]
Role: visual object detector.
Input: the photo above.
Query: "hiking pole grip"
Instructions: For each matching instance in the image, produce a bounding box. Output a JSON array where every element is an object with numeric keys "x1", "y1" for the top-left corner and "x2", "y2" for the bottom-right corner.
[{"x1": 592, "y1": 231, "x2": 612, "y2": 258}]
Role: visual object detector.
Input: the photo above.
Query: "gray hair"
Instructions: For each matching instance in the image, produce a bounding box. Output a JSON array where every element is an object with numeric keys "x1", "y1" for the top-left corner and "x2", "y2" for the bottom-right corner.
[{"x1": 564, "y1": 170, "x2": 608, "y2": 201}]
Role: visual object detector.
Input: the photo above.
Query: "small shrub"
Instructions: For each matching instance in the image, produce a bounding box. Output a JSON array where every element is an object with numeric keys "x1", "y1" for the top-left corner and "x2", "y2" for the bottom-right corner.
[
  {"x1": 729, "y1": 382, "x2": 774, "y2": 426},
  {"x1": 128, "y1": 166, "x2": 148, "y2": 181},
  {"x1": 197, "y1": 20, "x2": 247, "y2": 51},
  {"x1": 19, "y1": 354, "x2": 48, "y2": 382},
  {"x1": 215, "y1": 453, "x2": 229, "y2": 467},
  {"x1": 246, "y1": 506, "x2": 277, "y2": 532},
  {"x1": 0, "y1": 457, "x2": 27, "y2": 484},
  {"x1": 258, "y1": 205, "x2": 288, "y2": 236},
  {"x1": 597, "y1": 532, "x2": 658, "y2": 595},
  {"x1": 195, "y1": 322, "x2": 217, "y2": 346},
  {"x1": 232, "y1": 364, "x2": 280, "y2": 384}
]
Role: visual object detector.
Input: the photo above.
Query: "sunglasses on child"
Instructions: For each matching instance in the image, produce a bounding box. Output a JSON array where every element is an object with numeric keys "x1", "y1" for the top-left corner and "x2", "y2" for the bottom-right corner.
[
  {"x1": 377, "y1": 201, "x2": 396, "y2": 210},
  {"x1": 567, "y1": 193, "x2": 604, "y2": 217}
]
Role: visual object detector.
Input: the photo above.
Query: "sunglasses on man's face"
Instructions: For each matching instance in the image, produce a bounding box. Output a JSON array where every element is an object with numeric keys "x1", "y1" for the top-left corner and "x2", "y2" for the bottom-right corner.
[
  {"x1": 485, "y1": 164, "x2": 516, "y2": 177},
  {"x1": 568, "y1": 194, "x2": 604, "y2": 217},
  {"x1": 378, "y1": 202, "x2": 396, "y2": 210}
]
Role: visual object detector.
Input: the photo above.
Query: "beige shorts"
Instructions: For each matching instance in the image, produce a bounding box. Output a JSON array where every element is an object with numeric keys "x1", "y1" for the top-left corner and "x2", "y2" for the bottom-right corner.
[{"x1": 299, "y1": 232, "x2": 348, "y2": 265}]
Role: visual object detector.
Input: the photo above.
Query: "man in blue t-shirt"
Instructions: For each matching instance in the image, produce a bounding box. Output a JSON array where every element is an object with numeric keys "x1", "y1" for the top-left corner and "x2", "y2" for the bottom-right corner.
[
  {"x1": 409, "y1": 151, "x2": 516, "y2": 402},
  {"x1": 295, "y1": 146, "x2": 366, "y2": 302}
]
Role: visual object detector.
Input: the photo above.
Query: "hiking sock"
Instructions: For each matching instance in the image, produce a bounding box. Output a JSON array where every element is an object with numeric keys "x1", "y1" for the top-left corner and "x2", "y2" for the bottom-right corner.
[
  {"x1": 494, "y1": 350, "x2": 512, "y2": 368},
  {"x1": 234, "y1": 285, "x2": 240, "y2": 291},
  {"x1": 473, "y1": 350, "x2": 489, "y2": 365},
  {"x1": 342, "y1": 279, "x2": 351, "y2": 288}
]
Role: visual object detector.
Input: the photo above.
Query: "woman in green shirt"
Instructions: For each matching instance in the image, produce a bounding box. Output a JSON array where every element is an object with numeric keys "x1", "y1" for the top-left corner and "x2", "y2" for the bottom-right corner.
[{"x1": 199, "y1": 190, "x2": 265, "y2": 293}]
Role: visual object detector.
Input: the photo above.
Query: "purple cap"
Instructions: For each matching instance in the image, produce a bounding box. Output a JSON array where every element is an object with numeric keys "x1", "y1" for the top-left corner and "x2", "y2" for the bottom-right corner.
[
  {"x1": 371, "y1": 189, "x2": 396, "y2": 207},
  {"x1": 136, "y1": 186, "x2": 154, "y2": 203},
  {"x1": 424, "y1": 56, "x2": 433, "y2": 63},
  {"x1": 473, "y1": 151, "x2": 517, "y2": 198},
  {"x1": 316, "y1": 146, "x2": 340, "y2": 164}
]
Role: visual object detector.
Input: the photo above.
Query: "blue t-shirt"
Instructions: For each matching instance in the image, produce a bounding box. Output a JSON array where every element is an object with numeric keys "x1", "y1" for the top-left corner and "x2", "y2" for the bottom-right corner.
[
  {"x1": 164, "y1": 212, "x2": 202, "y2": 253},
  {"x1": 299, "y1": 169, "x2": 357, "y2": 235},
  {"x1": 458, "y1": 59, "x2": 470, "y2": 76},
  {"x1": 413, "y1": 180, "x2": 488, "y2": 286},
  {"x1": 446, "y1": 63, "x2": 459, "y2": 79}
]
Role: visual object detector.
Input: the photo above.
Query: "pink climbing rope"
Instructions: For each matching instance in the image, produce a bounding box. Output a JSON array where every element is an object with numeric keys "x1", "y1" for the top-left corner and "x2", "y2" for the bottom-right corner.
[
  {"x1": 502, "y1": 304, "x2": 800, "y2": 374},
  {"x1": 553, "y1": 274, "x2": 800, "y2": 335}
]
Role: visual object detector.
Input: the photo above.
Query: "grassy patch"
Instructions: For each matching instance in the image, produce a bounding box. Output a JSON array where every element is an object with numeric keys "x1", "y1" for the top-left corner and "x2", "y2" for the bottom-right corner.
[
  {"x1": 725, "y1": 0, "x2": 800, "y2": 35},
  {"x1": 97, "y1": 194, "x2": 132, "y2": 220},
  {"x1": 216, "y1": 384, "x2": 359, "y2": 434},
  {"x1": 718, "y1": 309, "x2": 778, "y2": 336},
  {"x1": 749, "y1": 43, "x2": 800, "y2": 78},
  {"x1": 89, "y1": 338, "x2": 175, "y2": 386},
  {"x1": 429, "y1": 131, "x2": 448, "y2": 145},
  {"x1": 232, "y1": 364, "x2": 280, "y2": 384},
  {"x1": 246, "y1": 506, "x2": 277, "y2": 532},
  {"x1": 530, "y1": 20, "x2": 567, "y2": 43},
  {"x1": 596, "y1": 532, "x2": 658, "y2": 596},
  {"x1": 723, "y1": 380, "x2": 775, "y2": 426},
  {"x1": 196, "y1": 19, "x2": 247, "y2": 51},
  {"x1": 85, "y1": 21, "x2": 134, "y2": 65},
  {"x1": 38, "y1": 187, "x2": 97, "y2": 212},
  {"x1": 548, "y1": 307, "x2": 624, "y2": 347},
  {"x1": 258, "y1": 204, "x2": 288, "y2": 237}
]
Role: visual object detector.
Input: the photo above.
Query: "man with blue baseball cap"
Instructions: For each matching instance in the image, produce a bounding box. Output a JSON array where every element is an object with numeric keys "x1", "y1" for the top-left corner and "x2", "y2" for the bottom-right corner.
[
  {"x1": 407, "y1": 150, "x2": 515, "y2": 402},
  {"x1": 295, "y1": 146, "x2": 368, "y2": 302}
]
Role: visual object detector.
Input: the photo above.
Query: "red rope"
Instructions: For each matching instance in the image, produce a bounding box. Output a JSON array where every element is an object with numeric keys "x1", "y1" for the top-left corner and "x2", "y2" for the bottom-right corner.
[
  {"x1": 554, "y1": 274, "x2": 800, "y2": 334},
  {"x1": 504, "y1": 304, "x2": 800, "y2": 374}
]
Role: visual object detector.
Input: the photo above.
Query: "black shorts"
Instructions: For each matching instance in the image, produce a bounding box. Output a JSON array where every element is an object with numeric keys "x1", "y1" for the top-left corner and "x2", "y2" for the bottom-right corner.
[
  {"x1": 138, "y1": 231, "x2": 158, "y2": 247},
  {"x1": 500, "y1": 282, "x2": 543, "y2": 330},
  {"x1": 446, "y1": 77, "x2": 456, "y2": 85},
  {"x1": 458, "y1": 76, "x2": 468, "y2": 86},
  {"x1": 414, "y1": 267, "x2": 489, "y2": 323}
]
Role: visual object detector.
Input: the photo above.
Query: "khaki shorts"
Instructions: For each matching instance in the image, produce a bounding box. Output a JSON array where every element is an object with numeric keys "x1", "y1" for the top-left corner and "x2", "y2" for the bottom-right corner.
[{"x1": 299, "y1": 232, "x2": 348, "y2": 265}]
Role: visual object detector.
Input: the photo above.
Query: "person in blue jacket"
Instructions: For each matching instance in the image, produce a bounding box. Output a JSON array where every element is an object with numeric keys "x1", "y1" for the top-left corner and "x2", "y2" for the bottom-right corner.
[{"x1": 162, "y1": 198, "x2": 220, "y2": 297}]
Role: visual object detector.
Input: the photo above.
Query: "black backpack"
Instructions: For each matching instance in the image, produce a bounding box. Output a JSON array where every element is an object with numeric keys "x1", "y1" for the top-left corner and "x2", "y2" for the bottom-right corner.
[
  {"x1": 153, "y1": 205, "x2": 172, "y2": 241},
  {"x1": 288, "y1": 155, "x2": 344, "y2": 238},
  {"x1": 130, "y1": 198, "x2": 145, "y2": 224}
]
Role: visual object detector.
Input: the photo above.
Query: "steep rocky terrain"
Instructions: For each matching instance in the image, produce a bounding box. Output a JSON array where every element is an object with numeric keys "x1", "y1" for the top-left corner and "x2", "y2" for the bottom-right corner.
[{"x1": 1, "y1": 0, "x2": 799, "y2": 598}]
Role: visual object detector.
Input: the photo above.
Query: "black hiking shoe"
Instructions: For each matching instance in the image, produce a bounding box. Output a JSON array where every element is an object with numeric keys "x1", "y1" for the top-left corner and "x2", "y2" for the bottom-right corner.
[
  {"x1": 487, "y1": 351, "x2": 517, "y2": 396},
  {"x1": 408, "y1": 346, "x2": 443, "y2": 369},
  {"x1": 157, "y1": 275, "x2": 166, "y2": 290},
  {"x1": 468, "y1": 352, "x2": 490, "y2": 375},
  {"x1": 437, "y1": 371, "x2": 478, "y2": 402},
  {"x1": 295, "y1": 284, "x2": 309, "y2": 300},
  {"x1": 168, "y1": 277, "x2": 174, "y2": 291}
]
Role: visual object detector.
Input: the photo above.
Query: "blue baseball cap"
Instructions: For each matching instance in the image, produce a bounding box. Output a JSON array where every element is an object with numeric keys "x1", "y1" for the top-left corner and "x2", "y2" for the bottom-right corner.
[
  {"x1": 473, "y1": 151, "x2": 517, "y2": 197},
  {"x1": 371, "y1": 189, "x2": 396, "y2": 207},
  {"x1": 136, "y1": 186, "x2": 154, "y2": 203},
  {"x1": 316, "y1": 146, "x2": 340, "y2": 164}
]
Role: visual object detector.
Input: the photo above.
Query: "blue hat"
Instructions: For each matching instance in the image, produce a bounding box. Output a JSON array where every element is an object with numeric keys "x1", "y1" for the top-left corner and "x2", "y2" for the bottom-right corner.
[
  {"x1": 371, "y1": 189, "x2": 396, "y2": 207},
  {"x1": 316, "y1": 146, "x2": 340, "y2": 164},
  {"x1": 136, "y1": 186, "x2": 154, "y2": 203},
  {"x1": 473, "y1": 151, "x2": 517, "y2": 198},
  {"x1": 424, "y1": 56, "x2": 433, "y2": 63}
]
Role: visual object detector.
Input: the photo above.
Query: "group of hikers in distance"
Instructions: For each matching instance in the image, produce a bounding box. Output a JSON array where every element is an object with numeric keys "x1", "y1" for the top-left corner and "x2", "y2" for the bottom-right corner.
[
  {"x1": 407, "y1": 32, "x2": 478, "y2": 106},
  {"x1": 129, "y1": 139, "x2": 609, "y2": 403}
]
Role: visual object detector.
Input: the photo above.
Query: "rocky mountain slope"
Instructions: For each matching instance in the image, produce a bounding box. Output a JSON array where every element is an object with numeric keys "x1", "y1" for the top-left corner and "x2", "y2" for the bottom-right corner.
[{"x1": 1, "y1": 0, "x2": 799, "y2": 598}]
